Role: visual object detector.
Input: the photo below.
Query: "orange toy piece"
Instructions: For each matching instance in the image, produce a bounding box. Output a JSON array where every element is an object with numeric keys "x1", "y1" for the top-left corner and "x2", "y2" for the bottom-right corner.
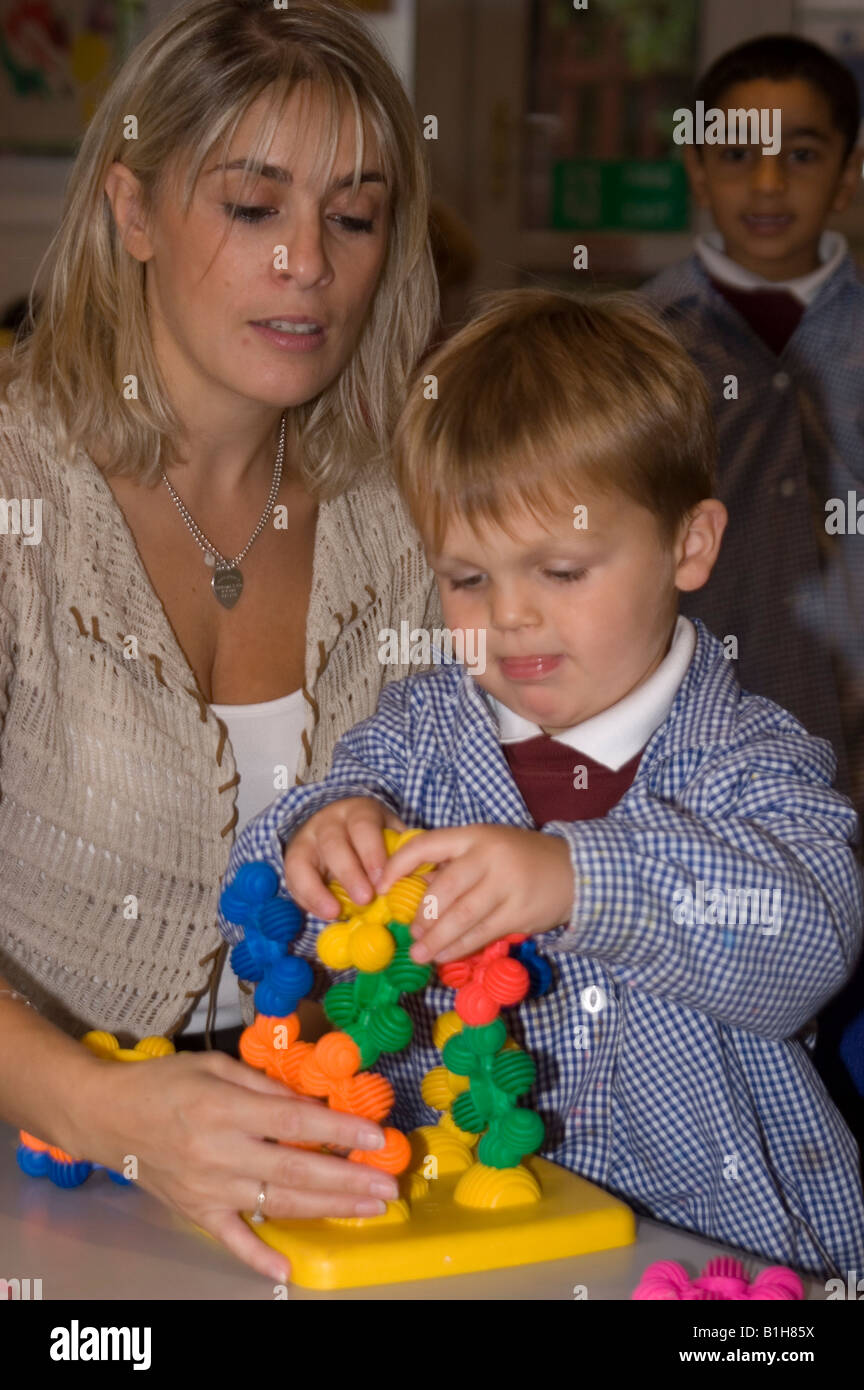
[
  {"x1": 348, "y1": 1126, "x2": 412, "y2": 1175},
  {"x1": 237, "y1": 1017, "x2": 396, "y2": 1127}
]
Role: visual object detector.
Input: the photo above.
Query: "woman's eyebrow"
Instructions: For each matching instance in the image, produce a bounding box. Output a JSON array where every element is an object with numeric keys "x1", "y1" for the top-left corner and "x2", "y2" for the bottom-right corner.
[{"x1": 203, "y1": 159, "x2": 386, "y2": 190}]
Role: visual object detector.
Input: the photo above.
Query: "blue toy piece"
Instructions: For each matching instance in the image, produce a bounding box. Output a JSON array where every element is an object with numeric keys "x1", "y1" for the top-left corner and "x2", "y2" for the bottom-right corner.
[
  {"x1": 509, "y1": 938, "x2": 553, "y2": 998},
  {"x1": 219, "y1": 862, "x2": 310, "y2": 1015}
]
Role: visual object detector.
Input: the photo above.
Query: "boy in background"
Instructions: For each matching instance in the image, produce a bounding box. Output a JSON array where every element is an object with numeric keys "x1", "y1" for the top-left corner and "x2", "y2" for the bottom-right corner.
[
  {"x1": 643, "y1": 35, "x2": 862, "y2": 810},
  {"x1": 642, "y1": 36, "x2": 864, "y2": 1151}
]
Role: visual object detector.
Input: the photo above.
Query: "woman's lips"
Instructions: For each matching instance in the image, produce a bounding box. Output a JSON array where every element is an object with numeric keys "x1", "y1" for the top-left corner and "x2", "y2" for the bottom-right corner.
[
  {"x1": 499, "y1": 654, "x2": 564, "y2": 681},
  {"x1": 249, "y1": 321, "x2": 326, "y2": 352}
]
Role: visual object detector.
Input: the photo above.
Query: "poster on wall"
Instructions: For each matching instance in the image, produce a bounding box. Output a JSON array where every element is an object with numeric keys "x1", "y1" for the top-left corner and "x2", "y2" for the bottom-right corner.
[{"x1": 0, "y1": 0, "x2": 145, "y2": 154}]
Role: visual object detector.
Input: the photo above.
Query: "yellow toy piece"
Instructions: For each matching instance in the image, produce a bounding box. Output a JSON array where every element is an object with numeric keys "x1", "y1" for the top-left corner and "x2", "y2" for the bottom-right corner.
[
  {"x1": 231, "y1": 824, "x2": 637, "y2": 1289},
  {"x1": 80, "y1": 1031, "x2": 175, "y2": 1063},
  {"x1": 246, "y1": 1154, "x2": 635, "y2": 1290}
]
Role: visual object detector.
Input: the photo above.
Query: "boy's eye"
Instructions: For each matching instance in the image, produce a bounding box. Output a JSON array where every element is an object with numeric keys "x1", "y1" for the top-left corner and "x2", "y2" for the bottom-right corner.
[
  {"x1": 223, "y1": 203, "x2": 274, "y2": 223},
  {"x1": 447, "y1": 574, "x2": 484, "y2": 590},
  {"x1": 787, "y1": 147, "x2": 818, "y2": 164},
  {"x1": 718, "y1": 148, "x2": 750, "y2": 163},
  {"x1": 544, "y1": 569, "x2": 587, "y2": 582}
]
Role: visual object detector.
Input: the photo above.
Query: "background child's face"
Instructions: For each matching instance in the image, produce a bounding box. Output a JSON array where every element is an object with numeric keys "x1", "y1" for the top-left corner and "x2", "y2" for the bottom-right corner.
[
  {"x1": 428, "y1": 489, "x2": 684, "y2": 735},
  {"x1": 685, "y1": 77, "x2": 859, "y2": 280}
]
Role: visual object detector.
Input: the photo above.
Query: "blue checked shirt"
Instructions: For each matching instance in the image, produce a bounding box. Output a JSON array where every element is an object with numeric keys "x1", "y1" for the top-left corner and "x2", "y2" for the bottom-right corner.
[{"x1": 220, "y1": 618, "x2": 864, "y2": 1277}]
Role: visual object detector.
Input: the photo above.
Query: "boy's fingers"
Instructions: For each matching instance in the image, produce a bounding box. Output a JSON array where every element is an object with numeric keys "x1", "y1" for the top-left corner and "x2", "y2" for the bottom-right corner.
[
  {"x1": 414, "y1": 898, "x2": 510, "y2": 964},
  {"x1": 410, "y1": 860, "x2": 481, "y2": 938},
  {"x1": 349, "y1": 817, "x2": 393, "y2": 889},
  {"x1": 378, "y1": 828, "x2": 462, "y2": 892},
  {"x1": 283, "y1": 846, "x2": 341, "y2": 918},
  {"x1": 317, "y1": 831, "x2": 376, "y2": 907},
  {"x1": 410, "y1": 882, "x2": 501, "y2": 960}
]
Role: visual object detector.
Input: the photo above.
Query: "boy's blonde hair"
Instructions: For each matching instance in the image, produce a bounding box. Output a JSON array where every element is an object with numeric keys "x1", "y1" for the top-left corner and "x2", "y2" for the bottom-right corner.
[
  {"x1": 392, "y1": 288, "x2": 716, "y2": 554},
  {"x1": 0, "y1": 0, "x2": 437, "y2": 491}
]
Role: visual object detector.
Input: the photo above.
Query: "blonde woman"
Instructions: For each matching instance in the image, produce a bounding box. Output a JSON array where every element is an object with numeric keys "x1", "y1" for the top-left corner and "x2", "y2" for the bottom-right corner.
[{"x1": 0, "y1": 0, "x2": 440, "y2": 1280}]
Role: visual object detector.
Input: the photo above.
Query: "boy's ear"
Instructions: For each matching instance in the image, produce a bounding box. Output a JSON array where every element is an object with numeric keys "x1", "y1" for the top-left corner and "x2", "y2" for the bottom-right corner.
[
  {"x1": 831, "y1": 145, "x2": 863, "y2": 214},
  {"x1": 683, "y1": 145, "x2": 711, "y2": 207},
  {"x1": 674, "y1": 499, "x2": 728, "y2": 594}
]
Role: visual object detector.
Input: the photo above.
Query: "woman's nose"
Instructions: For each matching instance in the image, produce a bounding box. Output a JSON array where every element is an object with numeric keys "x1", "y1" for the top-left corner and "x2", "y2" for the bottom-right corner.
[{"x1": 273, "y1": 214, "x2": 333, "y2": 290}]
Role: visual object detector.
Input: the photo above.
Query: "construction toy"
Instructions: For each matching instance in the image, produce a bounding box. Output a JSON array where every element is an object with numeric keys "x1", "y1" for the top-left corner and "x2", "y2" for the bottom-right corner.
[
  {"x1": 16, "y1": 1031, "x2": 175, "y2": 1188},
  {"x1": 219, "y1": 827, "x2": 635, "y2": 1288},
  {"x1": 631, "y1": 1257, "x2": 804, "y2": 1300}
]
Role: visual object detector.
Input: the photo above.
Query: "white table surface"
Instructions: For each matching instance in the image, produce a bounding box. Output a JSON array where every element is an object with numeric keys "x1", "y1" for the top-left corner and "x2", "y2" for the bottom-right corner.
[{"x1": 0, "y1": 1123, "x2": 829, "y2": 1301}]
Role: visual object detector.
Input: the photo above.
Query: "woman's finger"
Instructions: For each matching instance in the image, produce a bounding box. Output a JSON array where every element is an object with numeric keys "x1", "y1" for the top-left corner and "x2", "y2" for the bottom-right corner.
[{"x1": 204, "y1": 1209, "x2": 290, "y2": 1283}]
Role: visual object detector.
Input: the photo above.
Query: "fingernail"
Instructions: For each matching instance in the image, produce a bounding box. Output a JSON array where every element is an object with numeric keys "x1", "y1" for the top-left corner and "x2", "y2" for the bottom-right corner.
[
  {"x1": 355, "y1": 1199, "x2": 387, "y2": 1216},
  {"x1": 272, "y1": 1265, "x2": 288, "y2": 1283},
  {"x1": 369, "y1": 867, "x2": 382, "y2": 886},
  {"x1": 370, "y1": 1179, "x2": 399, "y2": 1200},
  {"x1": 358, "y1": 1129, "x2": 385, "y2": 1149},
  {"x1": 411, "y1": 942, "x2": 431, "y2": 963}
]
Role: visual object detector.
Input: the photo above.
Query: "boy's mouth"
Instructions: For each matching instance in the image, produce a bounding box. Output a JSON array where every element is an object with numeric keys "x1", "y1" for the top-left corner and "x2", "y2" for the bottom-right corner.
[
  {"x1": 741, "y1": 213, "x2": 793, "y2": 236},
  {"x1": 499, "y1": 654, "x2": 564, "y2": 681}
]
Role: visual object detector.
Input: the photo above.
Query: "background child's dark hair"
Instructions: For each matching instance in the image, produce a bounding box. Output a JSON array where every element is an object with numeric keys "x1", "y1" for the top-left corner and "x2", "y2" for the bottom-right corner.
[{"x1": 695, "y1": 34, "x2": 861, "y2": 160}]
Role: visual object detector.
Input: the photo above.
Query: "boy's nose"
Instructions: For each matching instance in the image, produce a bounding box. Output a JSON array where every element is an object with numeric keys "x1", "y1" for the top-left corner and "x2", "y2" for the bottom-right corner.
[
  {"x1": 750, "y1": 153, "x2": 787, "y2": 193},
  {"x1": 489, "y1": 594, "x2": 543, "y2": 629}
]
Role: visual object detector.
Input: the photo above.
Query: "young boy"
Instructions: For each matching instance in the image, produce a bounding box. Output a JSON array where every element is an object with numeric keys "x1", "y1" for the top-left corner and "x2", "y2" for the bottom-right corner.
[
  {"x1": 641, "y1": 32, "x2": 864, "y2": 1160},
  {"x1": 220, "y1": 290, "x2": 864, "y2": 1278},
  {"x1": 642, "y1": 34, "x2": 864, "y2": 813}
]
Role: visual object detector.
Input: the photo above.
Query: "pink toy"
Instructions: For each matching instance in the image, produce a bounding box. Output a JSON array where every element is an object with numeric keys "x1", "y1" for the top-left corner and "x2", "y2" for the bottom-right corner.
[{"x1": 632, "y1": 1256, "x2": 804, "y2": 1300}]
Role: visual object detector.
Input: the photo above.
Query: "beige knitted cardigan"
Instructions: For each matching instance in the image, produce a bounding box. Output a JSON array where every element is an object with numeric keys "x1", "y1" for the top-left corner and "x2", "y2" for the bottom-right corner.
[{"x1": 0, "y1": 382, "x2": 442, "y2": 1042}]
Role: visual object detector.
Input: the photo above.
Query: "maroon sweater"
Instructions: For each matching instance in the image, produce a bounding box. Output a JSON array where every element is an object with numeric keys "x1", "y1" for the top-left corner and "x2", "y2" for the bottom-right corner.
[
  {"x1": 707, "y1": 278, "x2": 804, "y2": 356},
  {"x1": 502, "y1": 734, "x2": 642, "y2": 825}
]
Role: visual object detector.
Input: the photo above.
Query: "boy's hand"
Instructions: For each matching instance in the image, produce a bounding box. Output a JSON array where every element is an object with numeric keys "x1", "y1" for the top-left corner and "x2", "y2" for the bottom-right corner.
[
  {"x1": 376, "y1": 826, "x2": 575, "y2": 963},
  {"x1": 283, "y1": 797, "x2": 408, "y2": 920}
]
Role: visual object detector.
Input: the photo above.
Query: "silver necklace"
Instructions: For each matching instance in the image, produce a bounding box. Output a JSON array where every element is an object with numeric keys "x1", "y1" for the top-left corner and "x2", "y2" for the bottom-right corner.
[{"x1": 161, "y1": 413, "x2": 285, "y2": 609}]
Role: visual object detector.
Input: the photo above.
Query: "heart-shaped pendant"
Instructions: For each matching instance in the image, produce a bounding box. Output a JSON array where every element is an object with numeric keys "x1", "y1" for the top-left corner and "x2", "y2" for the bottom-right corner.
[{"x1": 212, "y1": 566, "x2": 243, "y2": 608}]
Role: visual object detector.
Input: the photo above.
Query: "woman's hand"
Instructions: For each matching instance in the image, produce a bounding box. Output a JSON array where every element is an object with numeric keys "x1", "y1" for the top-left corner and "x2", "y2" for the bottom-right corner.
[
  {"x1": 282, "y1": 796, "x2": 407, "y2": 919},
  {"x1": 376, "y1": 824, "x2": 576, "y2": 963},
  {"x1": 72, "y1": 1049, "x2": 400, "y2": 1282}
]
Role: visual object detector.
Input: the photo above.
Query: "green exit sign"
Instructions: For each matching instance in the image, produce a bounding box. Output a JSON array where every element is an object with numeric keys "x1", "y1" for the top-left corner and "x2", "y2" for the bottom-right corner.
[{"x1": 551, "y1": 160, "x2": 689, "y2": 231}]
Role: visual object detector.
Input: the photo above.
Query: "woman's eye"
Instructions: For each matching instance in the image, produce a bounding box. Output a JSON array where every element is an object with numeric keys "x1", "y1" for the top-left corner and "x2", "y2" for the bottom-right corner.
[
  {"x1": 222, "y1": 203, "x2": 274, "y2": 223},
  {"x1": 545, "y1": 569, "x2": 587, "y2": 582},
  {"x1": 330, "y1": 214, "x2": 375, "y2": 234}
]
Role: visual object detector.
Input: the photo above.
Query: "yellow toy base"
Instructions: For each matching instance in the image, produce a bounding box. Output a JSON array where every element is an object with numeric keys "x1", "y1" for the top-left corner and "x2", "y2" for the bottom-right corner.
[{"x1": 246, "y1": 1156, "x2": 635, "y2": 1290}]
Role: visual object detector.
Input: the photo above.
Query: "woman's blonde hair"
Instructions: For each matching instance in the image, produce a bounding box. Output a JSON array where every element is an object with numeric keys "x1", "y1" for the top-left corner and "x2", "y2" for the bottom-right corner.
[
  {"x1": 0, "y1": 0, "x2": 438, "y2": 491},
  {"x1": 392, "y1": 288, "x2": 716, "y2": 554}
]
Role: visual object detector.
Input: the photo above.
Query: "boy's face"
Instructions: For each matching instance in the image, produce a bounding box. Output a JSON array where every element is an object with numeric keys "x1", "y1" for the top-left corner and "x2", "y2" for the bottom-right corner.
[
  {"x1": 685, "y1": 77, "x2": 860, "y2": 280},
  {"x1": 427, "y1": 487, "x2": 723, "y2": 736}
]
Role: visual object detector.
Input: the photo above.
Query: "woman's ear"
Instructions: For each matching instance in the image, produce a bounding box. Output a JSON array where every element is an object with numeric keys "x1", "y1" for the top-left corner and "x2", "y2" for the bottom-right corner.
[
  {"x1": 104, "y1": 163, "x2": 155, "y2": 262},
  {"x1": 674, "y1": 498, "x2": 728, "y2": 593}
]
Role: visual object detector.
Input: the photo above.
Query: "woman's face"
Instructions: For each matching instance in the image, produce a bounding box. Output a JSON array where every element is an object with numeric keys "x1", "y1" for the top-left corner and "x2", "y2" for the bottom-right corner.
[{"x1": 131, "y1": 84, "x2": 390, "y2": 415}]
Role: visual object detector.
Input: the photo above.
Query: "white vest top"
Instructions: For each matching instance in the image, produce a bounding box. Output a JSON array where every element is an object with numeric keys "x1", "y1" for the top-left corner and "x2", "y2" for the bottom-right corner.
[{"x1": 181, "y1": 688, "x2": 306, "y2": 1034}]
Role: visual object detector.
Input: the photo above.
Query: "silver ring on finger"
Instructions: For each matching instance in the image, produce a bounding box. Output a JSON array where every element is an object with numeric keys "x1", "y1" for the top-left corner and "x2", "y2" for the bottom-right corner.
[{"x1": 250, "y1": 1180, "x2": 268, "y2": 1224}]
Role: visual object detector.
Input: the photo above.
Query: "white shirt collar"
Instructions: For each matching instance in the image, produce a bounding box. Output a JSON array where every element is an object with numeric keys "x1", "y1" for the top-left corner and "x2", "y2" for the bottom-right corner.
[
  {"x1": 487, "y1": 615, "x2": 696, "y2": 771},
  {"x1": 695, "y1": 230, "x2": 847, "y2": 305}
]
